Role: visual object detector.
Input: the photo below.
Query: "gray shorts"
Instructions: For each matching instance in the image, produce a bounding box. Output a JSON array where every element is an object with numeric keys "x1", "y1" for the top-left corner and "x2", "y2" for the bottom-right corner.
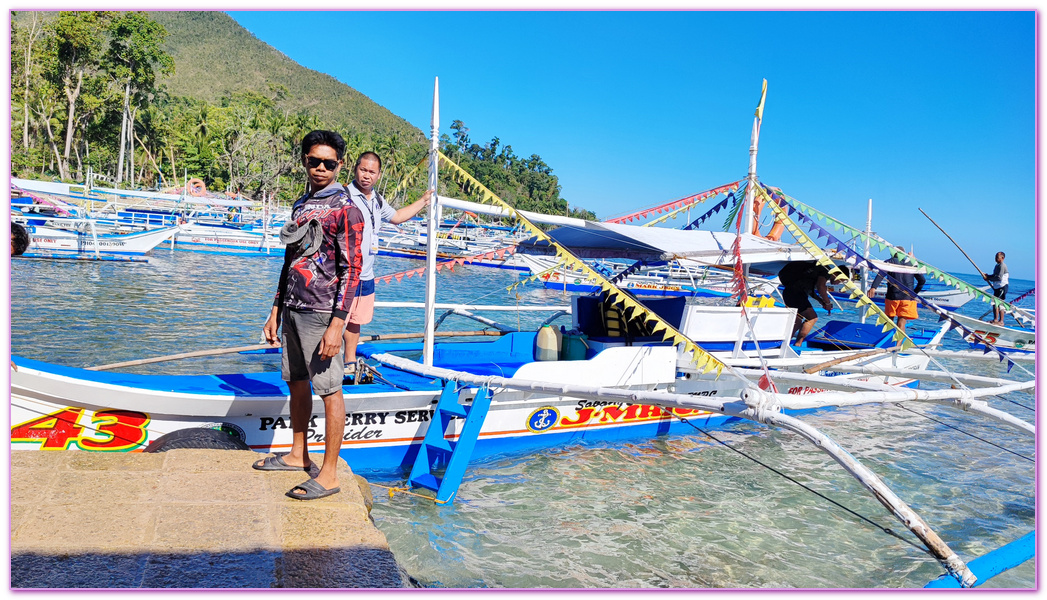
[{"x1": 281, "y1": 309, "x2": 345, "y2": 396}]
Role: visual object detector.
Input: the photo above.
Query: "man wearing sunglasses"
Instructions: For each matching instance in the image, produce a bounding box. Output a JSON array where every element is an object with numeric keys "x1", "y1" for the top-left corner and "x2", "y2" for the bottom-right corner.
[
  {"x1": 257, "y1": 129, "x2": 365, "y2": 501},
  {"x1": 341, "y1": 151, "x2": 433, "y2": 377}
]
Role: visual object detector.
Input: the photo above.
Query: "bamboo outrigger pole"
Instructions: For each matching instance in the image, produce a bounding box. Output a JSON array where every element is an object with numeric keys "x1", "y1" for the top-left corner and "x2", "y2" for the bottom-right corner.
[
  {"x1": 86, "y1": 330, "x2": 505, "y2": 372},
  {"x1": 918, "y1": 208, "x2": 986, "y2": 277}
]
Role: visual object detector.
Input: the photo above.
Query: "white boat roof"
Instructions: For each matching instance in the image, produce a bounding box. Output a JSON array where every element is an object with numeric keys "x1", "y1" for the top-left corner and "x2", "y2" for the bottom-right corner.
[
  {"x1": 12, "y1": 177, "x2": 255, "y2": 208},
  {"x1": 518, "y1": 221, "x2": 812, "y2": 265},
  {"x1": 439, "y1": 196, "x2": 587, "y2": 227},
  {"x1": 861, "y1": 257, "x2": 926, "y2": 274}
]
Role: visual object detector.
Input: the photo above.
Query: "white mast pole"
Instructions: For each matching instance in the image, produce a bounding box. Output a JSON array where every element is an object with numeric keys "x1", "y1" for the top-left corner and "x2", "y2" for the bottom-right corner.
[
  {"x1": 422, "y1": 77, "x2": 440, "y2": 366},
  {"x1": 861, "y1": 198, "x2": 873, "y2": 323},
  {"x1": 742, "y1": 79, "x2": 767, "y2": 281}
]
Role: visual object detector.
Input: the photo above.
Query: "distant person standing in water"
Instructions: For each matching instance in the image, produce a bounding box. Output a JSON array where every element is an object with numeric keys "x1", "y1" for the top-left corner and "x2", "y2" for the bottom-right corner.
[
  {"x1": 341, "y1": 151, "x2": 433, "y2": 378},
  {"x1": 11, "y1": 222, "x2": 29, "y2": 256},
  {"x1": 983, "y1": 251, "x2": 1009, "y2": 325},
  {"x1": 255, "y1": 130, "x2": 365, "y2": 501}
]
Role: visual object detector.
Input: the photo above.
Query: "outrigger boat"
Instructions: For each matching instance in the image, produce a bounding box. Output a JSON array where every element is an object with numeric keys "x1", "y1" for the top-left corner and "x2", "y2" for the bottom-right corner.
[
  {"x1": 15, "y1": 220, "x2": 178, "y2": 256},
  {"x1": 516, "y1": 253, "x2": 779, "y2": 298},
  {"x1": 10, "y1": 80, "x2": 1033, "y2": 588},
  {"x1": 12, "y1": 176, "x2": 284, "y2": 256},
  {"x1": 948, "y1": 311, "x2": 1035, "y2": 353},
  {"x1": 829, "y1": 281, "x2": 978, "y2": 310},
  {"x1": 376, "y1": 217, "x2": 529, "y2": 270}
]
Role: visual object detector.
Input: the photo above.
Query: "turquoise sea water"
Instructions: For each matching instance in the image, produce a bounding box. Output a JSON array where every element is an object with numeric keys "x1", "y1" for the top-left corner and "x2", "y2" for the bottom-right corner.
[{"x1": 9, "y1": 249, "x2": 1036, "y2": 589}]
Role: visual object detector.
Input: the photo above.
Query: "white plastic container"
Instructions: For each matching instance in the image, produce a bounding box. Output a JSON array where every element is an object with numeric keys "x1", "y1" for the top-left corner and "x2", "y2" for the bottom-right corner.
[{"x1": 535, "y1": 325, "x2": 559, "y2": 361}]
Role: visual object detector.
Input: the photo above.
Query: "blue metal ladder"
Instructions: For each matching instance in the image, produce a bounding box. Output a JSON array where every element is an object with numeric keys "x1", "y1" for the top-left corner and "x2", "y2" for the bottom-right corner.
[{"x1": 408, "y1": 380, "x2": 493, "y2": 504}]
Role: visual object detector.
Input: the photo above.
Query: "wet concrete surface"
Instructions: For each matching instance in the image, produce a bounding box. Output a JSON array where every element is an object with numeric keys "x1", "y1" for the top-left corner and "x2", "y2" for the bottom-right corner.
[{"x1": 10, "y1": 449, "x2": 411, "y2": 588}]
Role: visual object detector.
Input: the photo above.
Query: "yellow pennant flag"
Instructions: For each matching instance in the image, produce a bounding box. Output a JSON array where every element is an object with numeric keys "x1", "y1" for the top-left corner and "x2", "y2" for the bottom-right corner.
[
  {"x1": 438, "y1": 150, "x2": 730, "y2": 378},
  {"x1": 755, "y1": 79, "x2": 768, "y2": 121}
]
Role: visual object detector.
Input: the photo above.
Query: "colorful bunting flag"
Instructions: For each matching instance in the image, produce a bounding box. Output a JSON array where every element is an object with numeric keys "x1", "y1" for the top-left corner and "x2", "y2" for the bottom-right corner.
[{"x1": 438, "y1": 150, "x2": 730, "y2": 379}]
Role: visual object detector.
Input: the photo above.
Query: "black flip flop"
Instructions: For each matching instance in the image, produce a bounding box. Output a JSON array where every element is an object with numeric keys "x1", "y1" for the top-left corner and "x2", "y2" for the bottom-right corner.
[
  {"x1": 253, "y1": 454, "x2": 319, "y2": 477},
  {"x1": 286, "y1": 478, "x2": 341, "y2": 500}
]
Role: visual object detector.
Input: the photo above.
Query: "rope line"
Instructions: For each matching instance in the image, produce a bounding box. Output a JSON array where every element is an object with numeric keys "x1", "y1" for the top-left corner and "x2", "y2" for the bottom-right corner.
[
  {"x1": 675, "y1": 416, "x2": 928, "y2": 554},
  {"x1": 368, "y1": 481, "x2": 439, "y2": 501},
  {"x1": 895, "y1": 404, "x2": 1035, "y2": 463}
]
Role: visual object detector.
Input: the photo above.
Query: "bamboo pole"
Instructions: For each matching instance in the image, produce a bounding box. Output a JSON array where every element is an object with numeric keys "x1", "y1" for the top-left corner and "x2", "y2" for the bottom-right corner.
[
  {"x1": 87, "y1": 344, "x2": 272, "y2": 371},
  {"x1": 919, "y1": 208, "x2": 986, "y2": 277},
  {"x1": 87, "y1": 330, "x2": 506, "y2": 371},
  {"x1": 803, "y1": 348, "x2": 889, "y2": 374}
]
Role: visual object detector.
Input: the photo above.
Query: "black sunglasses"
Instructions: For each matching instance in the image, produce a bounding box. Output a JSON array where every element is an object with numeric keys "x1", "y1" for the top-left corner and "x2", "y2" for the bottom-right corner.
[{"x1": 306, "y1": 156, "x2": 339, "y2": 170}]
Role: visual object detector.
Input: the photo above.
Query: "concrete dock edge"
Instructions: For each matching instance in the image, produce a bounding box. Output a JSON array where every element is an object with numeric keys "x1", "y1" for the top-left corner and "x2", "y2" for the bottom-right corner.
[{"x1": 10, "y1": 449, "x2": 411, "y2": 588}]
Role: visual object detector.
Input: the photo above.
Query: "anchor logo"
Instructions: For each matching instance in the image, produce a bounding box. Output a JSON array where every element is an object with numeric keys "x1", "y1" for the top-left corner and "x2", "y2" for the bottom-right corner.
[{"x1": 526, "y1": 407, "x2": 560, "y2": 433}]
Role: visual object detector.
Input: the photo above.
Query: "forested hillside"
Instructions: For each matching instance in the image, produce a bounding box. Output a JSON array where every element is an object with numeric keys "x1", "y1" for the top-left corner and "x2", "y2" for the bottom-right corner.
[
  {"x1": 147, "y1": 11, "x2": 420, "y2": 141},
  {"x1": 10, "y1": 10, "x2": 594, "y2": 218}
]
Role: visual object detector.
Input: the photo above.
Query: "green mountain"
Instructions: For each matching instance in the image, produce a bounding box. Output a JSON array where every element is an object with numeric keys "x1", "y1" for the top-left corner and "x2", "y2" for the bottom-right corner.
[
  {"x1": 147, "y1": 11, "x2": 423, "y2": 142},
  {"x1": 11, "y1": 11, "x2": 586, "y2": 217}
]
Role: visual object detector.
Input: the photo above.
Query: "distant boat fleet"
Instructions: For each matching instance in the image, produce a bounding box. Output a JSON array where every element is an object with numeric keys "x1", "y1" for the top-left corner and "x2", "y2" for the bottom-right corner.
[{"x1": 9, "y1": 173, "x2": 1035, "y2": 355}]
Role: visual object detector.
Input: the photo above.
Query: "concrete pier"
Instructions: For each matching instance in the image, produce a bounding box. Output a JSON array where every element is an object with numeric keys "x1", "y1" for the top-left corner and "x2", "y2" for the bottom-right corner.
[{"x1": 10, "y1": 449, "x2": 411, "y2": 588}]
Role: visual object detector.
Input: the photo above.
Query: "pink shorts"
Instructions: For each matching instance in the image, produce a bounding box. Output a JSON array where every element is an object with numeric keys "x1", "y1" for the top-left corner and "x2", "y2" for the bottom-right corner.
[{"x1": 348, "y1": 290, "x2": 375, "y2": 325}]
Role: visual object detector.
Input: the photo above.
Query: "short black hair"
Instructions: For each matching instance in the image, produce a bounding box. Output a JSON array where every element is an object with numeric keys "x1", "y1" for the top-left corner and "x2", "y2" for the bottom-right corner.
[
  {"x1": 354, "y1": 151, "x2": 382, "y2": 171},
  {"x1": 300, "y1": 130, "x2": 346, "y2": 160},
  {"x1": 12, "y1": 222, "x2": 30, "y2": 256}
]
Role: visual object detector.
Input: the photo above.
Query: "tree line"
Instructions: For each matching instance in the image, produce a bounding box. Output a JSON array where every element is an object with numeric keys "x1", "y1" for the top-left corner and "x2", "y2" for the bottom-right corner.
[{"x1": 11, "y1": 11, "x2": 593, "y2": 220}]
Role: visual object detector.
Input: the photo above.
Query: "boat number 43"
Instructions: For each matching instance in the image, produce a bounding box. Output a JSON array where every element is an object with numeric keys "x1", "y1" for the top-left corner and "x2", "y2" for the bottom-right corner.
[{"x1": 12, "y1": 407, "x2": 150, "y2": 451}]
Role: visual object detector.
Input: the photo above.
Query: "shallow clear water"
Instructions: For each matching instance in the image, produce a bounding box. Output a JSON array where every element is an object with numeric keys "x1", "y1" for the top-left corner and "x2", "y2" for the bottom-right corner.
[{"x1": 10, "y1": 250, "x2": 1036, "y2": 589}]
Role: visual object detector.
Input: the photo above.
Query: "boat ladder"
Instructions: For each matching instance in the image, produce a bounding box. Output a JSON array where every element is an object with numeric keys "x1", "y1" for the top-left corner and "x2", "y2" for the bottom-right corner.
[{"x1": 408, "y1": 380, "x2": 493, "y2": 504}]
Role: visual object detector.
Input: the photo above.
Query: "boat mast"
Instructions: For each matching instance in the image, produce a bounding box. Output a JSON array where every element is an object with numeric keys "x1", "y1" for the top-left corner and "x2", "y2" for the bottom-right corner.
[
  {"x1": 422, "y1": 77, "x2": 440, "y2": 366},
  {"x1": 861, "y1": 198, "x2": 872, "y2": 323},
  {"x1": 742, "y1": 79, "x2": 767, "y2": 280}
]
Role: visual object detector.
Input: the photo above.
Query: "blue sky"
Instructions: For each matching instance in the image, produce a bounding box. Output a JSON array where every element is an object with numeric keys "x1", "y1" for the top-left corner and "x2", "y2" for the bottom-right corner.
[{"x1": 228, "y1": 10, "x2": 1035, "y2": 279}]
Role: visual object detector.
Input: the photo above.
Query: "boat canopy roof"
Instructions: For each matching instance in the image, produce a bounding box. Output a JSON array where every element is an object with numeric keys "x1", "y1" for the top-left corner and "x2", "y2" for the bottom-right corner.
[
  {"x1": 12, "y1": 177, "x2": 255, "y2": 208},
  {"x1": 517, "y1": 221, "x2": 811, "y2": 265},
  {"x1": 92, "y1": 186, "x2": 255, "y2": 208},
  {"x1": 860, "y1": 257, "x2": 926, "y2": 274}
]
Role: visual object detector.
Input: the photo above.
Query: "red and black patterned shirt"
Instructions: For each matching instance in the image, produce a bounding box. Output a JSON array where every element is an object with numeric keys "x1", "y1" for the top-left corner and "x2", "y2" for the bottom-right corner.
[{"x1": 273, "y1": 182, "x2": 365, "y2": 320}]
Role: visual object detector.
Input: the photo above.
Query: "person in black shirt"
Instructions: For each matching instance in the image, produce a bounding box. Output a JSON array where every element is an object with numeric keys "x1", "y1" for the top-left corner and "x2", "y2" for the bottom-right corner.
[{"x1": 778, "y1": 261, "x2": 835, "y2": 346}]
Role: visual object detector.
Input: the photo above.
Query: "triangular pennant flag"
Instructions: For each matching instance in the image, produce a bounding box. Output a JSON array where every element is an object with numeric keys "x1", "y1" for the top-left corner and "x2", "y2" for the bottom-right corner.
[
  {"x1": 395, "y1": 273, "x2": 404, "y2": 282},
  {"x1": 694, "y1": 354, "x2": 709, "y2": 370}
]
